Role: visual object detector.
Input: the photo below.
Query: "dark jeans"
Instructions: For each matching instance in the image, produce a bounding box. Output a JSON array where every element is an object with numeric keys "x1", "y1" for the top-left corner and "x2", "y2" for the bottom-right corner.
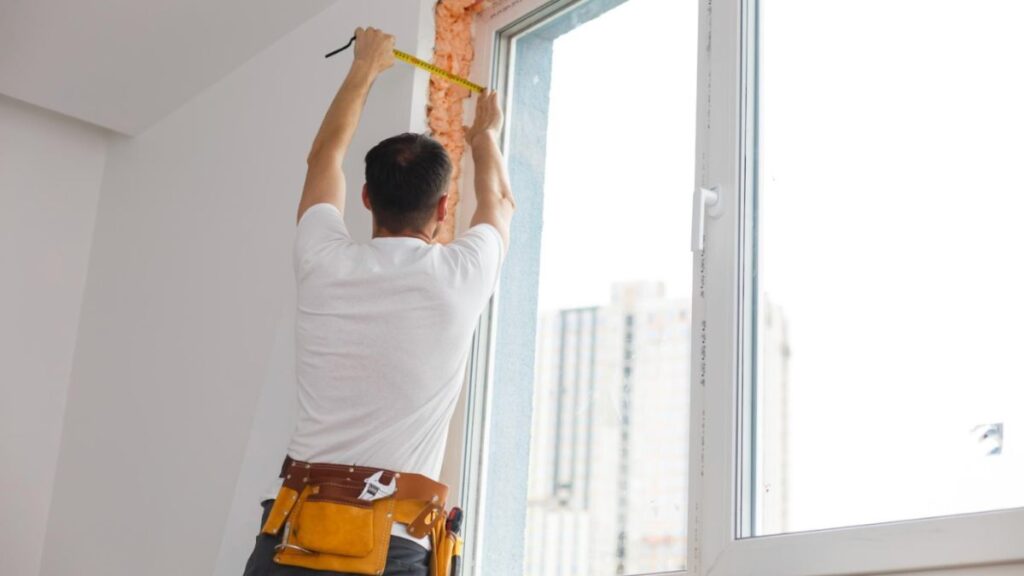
[{"x1": 242, "y1": 500, "x2": 430, "y2": 576}]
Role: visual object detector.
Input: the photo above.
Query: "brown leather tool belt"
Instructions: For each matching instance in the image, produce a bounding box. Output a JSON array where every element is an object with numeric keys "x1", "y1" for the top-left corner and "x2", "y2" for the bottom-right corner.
[
  {"x1": 260, "y1": 456, "x2": 453, "y2": 576},
  {"x1": 278, "y1": 455, "x2": 449, "y2": 508}
]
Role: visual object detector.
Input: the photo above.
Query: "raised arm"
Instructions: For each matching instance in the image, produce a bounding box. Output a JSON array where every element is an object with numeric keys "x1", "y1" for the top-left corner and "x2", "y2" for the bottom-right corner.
[
  {"x1": 297, "y1": 27, "x2": 395, "y2": 224},
  {"x1": 465, "y1": 90, "x2": 515, "y2": 249}
]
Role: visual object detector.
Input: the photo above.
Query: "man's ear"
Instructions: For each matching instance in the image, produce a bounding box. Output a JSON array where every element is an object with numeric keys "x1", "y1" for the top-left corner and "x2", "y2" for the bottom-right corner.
[
  {"x1": 436, "y1": 194, "x2": 449, "y2": 223},
  {"x1": 362, "y1": 184, "x2": 371, "y2": 210}
]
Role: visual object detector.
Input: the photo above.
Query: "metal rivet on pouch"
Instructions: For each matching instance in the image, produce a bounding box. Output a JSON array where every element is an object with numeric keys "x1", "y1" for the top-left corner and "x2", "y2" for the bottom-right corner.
[
  {"x1": 286, "y1": 474, "x2": 291, "y2": 479},
  {"x1": 349, "y1": 467, "x2": 355, "y2": 473},
  {"x1": 302, "y1": 477, "x2": 309, "y2": 482}
]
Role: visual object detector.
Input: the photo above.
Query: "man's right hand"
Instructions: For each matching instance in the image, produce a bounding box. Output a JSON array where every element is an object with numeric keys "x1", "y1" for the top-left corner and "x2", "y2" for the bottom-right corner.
[
  {"x1": 353, "y1": 27, "x2": 395, "y2": 76},
  {"x1": 465, "y1": 90, "x2": 504, "y2": 146},
  {"x1": 467, "y1": 89, "x2": 515, "y2": 251}
]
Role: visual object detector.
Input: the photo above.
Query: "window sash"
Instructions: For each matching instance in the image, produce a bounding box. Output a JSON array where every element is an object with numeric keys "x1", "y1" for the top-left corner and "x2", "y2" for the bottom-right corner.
[
  {"x1": 693, "y1": 0, "x2": 1024, "y2": 574},
  {"x1": 463, "y1": 1, "x2": 698, "y2": 574}
]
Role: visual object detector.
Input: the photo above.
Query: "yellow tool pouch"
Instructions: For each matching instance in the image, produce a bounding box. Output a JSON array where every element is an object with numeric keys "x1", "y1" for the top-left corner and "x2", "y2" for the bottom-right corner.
[
  {"x1": 261, "y1": 483, "x2": 394, "y2": 575},
  {"x1": 260, "y1": 457, "x2": 453, "y2": 576}
]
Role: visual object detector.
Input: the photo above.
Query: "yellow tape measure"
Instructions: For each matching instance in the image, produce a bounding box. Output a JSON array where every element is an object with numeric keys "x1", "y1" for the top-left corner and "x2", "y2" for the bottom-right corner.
[
  {"x1": 393, "y1": 49, "x2": 484, "y2": 93},
  {"x1": 325, "y1": 36, "x2": 484, "y2": 94}
]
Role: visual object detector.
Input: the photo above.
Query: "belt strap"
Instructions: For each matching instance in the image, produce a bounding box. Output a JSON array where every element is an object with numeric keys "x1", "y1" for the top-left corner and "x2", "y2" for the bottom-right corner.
[{"x1": 278, "y1": 455, "x2": 448, "y2": 506}]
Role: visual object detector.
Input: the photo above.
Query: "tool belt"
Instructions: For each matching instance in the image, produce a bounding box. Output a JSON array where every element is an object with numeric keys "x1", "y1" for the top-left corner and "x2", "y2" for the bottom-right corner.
[{"x1": 260, "y1": 456, "x2": 460, "y2": 576}]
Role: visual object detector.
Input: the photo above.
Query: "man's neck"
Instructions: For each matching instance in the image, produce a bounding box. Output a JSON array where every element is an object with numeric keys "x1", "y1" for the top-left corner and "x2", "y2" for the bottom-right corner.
[{"x1": 372, "y1": 228, "x2": 434, "y2": 244}]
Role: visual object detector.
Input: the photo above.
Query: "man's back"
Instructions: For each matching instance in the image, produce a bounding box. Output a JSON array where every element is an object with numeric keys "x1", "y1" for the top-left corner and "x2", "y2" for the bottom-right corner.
[
  {"x1": 243, "y1": 29, "x2": 514, "y2": 575},
  {"x1": 288, "y1": 202, "x2": 504, "y2": 479}
]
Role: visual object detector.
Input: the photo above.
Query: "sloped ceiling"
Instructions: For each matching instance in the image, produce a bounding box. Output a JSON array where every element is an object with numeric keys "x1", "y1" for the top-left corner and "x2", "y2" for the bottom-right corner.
[{"x1": 0, "y1": 0, "x2": 338, "y2": 135}]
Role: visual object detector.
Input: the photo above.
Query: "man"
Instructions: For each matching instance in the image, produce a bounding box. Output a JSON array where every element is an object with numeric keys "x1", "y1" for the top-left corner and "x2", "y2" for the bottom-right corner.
[{"x1": 242, "y1": 27, "x2": 514, "y2": 576}]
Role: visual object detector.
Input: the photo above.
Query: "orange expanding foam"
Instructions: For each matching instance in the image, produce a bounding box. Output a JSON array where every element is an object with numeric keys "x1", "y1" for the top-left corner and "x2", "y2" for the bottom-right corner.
[{"x1": 429, "y1": 0, "x2": 486, "y2": 243}]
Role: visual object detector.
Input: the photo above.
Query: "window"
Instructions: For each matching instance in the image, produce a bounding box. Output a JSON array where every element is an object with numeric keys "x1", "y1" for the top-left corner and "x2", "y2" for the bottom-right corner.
[
  {"x1": 751, "y1": 0, "x2": 1024, "y2": 537},
  {"x1": 463, "y1": 0, "x2": 696, "y2": 574},
  {"x1": 523, "y1": 3, "x2": 695, "y2": 571},
  {"x1": 463, "y1": 0, "x2": 1024, "y2": 575},
  {"x1": 695, "y1": 0, "x2": 1024, "y2": 574}
]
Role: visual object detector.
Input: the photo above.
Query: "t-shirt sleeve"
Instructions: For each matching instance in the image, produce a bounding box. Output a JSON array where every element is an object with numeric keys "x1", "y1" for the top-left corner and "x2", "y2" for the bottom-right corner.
[
  {"x1": 447, "y1": 223, "x2": 507, "y2": 307},
  {"x1": 294, "y1": 203, "x2": 350, "y2": 275}
]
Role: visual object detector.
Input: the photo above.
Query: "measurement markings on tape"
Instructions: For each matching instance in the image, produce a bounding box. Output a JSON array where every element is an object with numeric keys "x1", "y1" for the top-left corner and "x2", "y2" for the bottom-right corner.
[
  {"x1": 393, "y1": 50, "x2": 484, "y2": 93},
  {"x1": 325, "y1": 36, "x2": 485, "y2": 94}
]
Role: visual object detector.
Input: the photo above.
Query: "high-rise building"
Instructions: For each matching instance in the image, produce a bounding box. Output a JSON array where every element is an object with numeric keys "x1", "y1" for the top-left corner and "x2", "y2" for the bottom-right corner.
[{"x1": 524, "y1": 282, "x2": 690, "y2": 576}]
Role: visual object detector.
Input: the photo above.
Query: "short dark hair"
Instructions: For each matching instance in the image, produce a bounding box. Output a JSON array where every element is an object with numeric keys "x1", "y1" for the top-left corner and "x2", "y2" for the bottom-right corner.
[{"x1": 364, "y1": 133, "x2": 452, "y2": 233}]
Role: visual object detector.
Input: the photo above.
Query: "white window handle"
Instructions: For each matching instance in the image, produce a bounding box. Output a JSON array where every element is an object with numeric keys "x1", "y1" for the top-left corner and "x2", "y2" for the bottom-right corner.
[{"x1": 691, "y1": 186, "x2": 722, "y2": 252}]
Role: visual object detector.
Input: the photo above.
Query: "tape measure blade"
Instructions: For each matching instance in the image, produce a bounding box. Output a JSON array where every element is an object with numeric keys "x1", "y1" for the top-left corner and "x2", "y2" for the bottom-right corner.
[{"x1": 393, "y1": 49, "x2": 483, "y2": 93}]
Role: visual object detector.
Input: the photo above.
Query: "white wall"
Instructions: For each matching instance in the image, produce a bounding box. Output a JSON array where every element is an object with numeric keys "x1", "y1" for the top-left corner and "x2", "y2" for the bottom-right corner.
[
  {"x1": 38, "y1": 2, "x2": 433, "y2": 575},
  {"x1": 0, "y1": 94, "x2": 109, "y2": 576}
]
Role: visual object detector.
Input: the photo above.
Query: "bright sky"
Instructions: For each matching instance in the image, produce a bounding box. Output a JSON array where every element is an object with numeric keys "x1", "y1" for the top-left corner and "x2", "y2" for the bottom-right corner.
[
  {"x1": 761, "y1": 0, "x2": 1024, "y2": 532},
  {"x1": 537, "y1": 0, "x2": 694, "y2": 313},
  {"x1": 529, "y1": 0, "x2": 1024, "y2": 536}
]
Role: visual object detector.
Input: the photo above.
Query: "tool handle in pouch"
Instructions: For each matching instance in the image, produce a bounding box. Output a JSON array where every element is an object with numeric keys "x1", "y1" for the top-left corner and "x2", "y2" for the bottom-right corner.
[
  {"x1": 430, "y1": 513, "x2": 462, "y2": 576},
  {"x1": 441, "y1": 507, "x2": 463, "y2": 576},
  {"x1": 434, "y1": 532, "x2": 462, "y2": 576},
  {"x1": 449, "y1": 533, "x2": 463, "y2": 576}
]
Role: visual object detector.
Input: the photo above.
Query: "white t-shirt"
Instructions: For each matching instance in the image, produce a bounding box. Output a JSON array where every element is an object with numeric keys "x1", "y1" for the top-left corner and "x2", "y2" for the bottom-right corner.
[{"x1": 265, "y1": 203, "x2": 505, "y2": 547}]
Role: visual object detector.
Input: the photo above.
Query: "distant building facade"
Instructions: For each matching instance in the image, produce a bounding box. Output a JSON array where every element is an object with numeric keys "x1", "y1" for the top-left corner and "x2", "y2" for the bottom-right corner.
[{"x1": 523, "y1": 283, "x2": 690, "y2": 575}]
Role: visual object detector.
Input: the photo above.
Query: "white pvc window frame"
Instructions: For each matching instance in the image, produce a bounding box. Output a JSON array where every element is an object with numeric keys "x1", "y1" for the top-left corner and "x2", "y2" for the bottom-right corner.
[
  {"x1": 691, "y1": 1, "x2": 1024, "y2": 575},
  {"x1": 460, "y1": 1, "x2": 1024, "y2": 575}
]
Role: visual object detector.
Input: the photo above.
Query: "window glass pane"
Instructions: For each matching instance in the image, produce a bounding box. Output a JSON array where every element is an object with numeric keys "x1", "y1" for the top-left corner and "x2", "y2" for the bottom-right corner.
[
  {"x1": 754, "y1": 0, "x2": 1024, "y2": 535},
  {"x1": 503, "y1": 0, "x2": 696, "y2": 572}
]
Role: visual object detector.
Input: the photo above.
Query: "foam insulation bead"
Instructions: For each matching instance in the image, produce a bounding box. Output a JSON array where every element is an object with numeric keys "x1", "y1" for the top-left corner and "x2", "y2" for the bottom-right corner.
[{"x1": 429, "y1": 0, "x2": 486, "y2": 243}]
